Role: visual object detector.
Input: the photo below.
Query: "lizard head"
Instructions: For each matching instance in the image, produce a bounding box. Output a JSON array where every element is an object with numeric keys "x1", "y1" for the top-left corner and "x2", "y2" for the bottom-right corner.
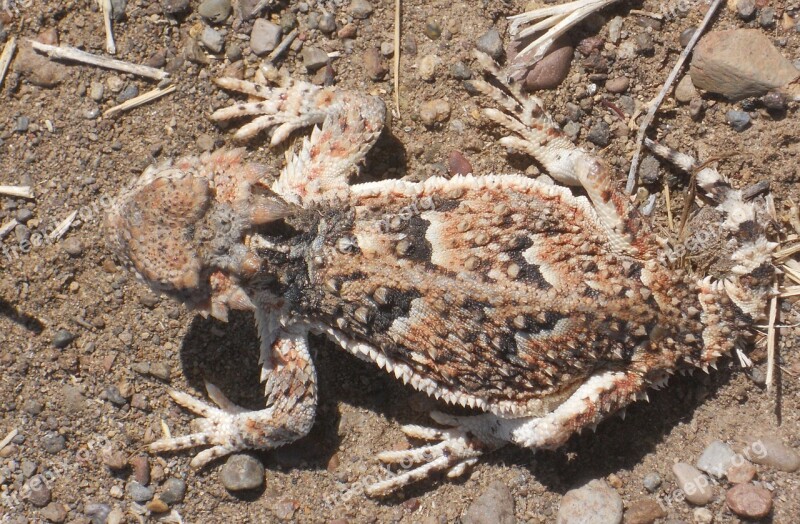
[{"x1": 107, "y1": 148, "x2": 292, "y2": 321}]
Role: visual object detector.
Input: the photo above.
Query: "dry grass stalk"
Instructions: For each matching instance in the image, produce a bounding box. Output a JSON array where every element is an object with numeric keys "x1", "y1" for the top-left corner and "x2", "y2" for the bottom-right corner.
[
  {"x1": 30, "y1": 41, "x2": 168, "y2": 80},
  {"x1": 0, "y1": 36, "x2": 16, "y2": 91},
  {"x1": 103, "y1": 85, "x2": 177, "y2": 117},
  {"x1": 0, "y1": 185, "x2": 34, "y2": 199},
  {"x1": 626, "y1": 0, "x2": 724, "y2": 194},
  {"x1": 49, "y1": 210, "x2": 78, "y2": 242},
  {"x1": 0, "y1": 428, "x2": 18, "y2": 452},
  {"x1": 97, "y1": 0, "x2": 116, "y2": 54}
]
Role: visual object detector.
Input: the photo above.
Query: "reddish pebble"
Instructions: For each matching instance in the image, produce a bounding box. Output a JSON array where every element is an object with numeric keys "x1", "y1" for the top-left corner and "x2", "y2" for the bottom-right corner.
[
  {"x1": 448, "y1": 150, "x2": 473, "y2": 176},
  {"x1": 726, "y1": 460, "x2": 757, "y2": 484},
  {"x1": 130, "y1": 455, "x2": 151, "y2": 486},
  {"x1": 726, "y1": 483, "x2": 773, "y2": 519}
]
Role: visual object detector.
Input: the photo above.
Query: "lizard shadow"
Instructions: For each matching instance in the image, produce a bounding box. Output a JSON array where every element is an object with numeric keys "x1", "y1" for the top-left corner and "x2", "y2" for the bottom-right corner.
[{"x1": 0, "y1": 296, "x2": 44, "y2": 334}]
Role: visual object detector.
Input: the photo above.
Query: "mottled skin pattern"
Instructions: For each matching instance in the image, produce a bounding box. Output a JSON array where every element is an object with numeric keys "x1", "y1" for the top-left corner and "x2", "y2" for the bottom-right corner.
[{"x1": 107, "y1": 54, "x2": 777, "y2": 496}]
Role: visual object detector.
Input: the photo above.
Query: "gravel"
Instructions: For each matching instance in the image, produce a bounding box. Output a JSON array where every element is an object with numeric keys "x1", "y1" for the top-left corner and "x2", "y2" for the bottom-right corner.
[
  {"x1": 672, "y1": 462, "x2": 714, "y2": 505},
  {"x1": 220, "y1": 454, "x2": 265, "y2": 491},
  {"x1": 250, "y1": 19, "x2": 281, "y2": 56},
  {"x1": 476, "y1": 28, "x2": 504, "y2": 60},
  {"x1": 696, "y1": 440, "x2": 737, "y2": 478},
  {"x1": 198, "y1": 0, "x2": 231, "y2": 24},
  {"x1": 557, "y1": 479, "x2": 623, "y2": 524},
  {"x1": 159, "y1": 477, "x2": 187, "y2": 505},
  {"x1": 463, "y1": 481, "x2": 515, "y2": 524},
  {"x1": 726, "y1": 483, "x2": 773, "y2": 519}
]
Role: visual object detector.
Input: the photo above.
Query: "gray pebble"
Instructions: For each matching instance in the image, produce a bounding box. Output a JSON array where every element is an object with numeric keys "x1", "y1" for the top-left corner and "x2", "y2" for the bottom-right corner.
[
  {"x1": 84, "y1": 107, "x2": 100, "y2": 120},
  {"x1": 758, "y1": 7, "x2": 775, "y2": 27},
  {"x1": 85, "y1": 502, "x2": 112, "y2": 523},
  {"x1": 23, "y1": 398, "x2": 44, "y2": 415},
  {"x1": 39, "y1": 502, "x2": 68, "y2": 523},
  {"x1": 117, "y1": 84, "x2": 139, "y2": 103},
  {"x1": 762, "y1": 90, "x2": 787, "y2": 111},
  {"x1": 463, "y1": 481, "x2": 515, "y2": 524},
  {"x1": 634, "y1": 33, "x2": 654, "y2": 55},
  {"x1": 297, "y1": 2, "x2": 308, "y2": 13},
  {"x1": 42, "y1": 433, "x2": 66, "y2": 454},
  {"x1": 672, "y1": 462, "x2": 714, "y2": 505},
  {"x1": 563, "y1": 121, "x2": 581, "y2": 140},
  {"x1": 307, "y1": 11, "x2": 320, "y2": 30},
  {"x1": 221, "y1": 454, "x2": 265, "y2": 491},
  {"x1": 605, "y1": 76, "x2": 629, "y2": 93},
  {"x1": 250, "y1": 19, "x2": 281, "y2": 56},
  {"x1": 736, "y1": 0, "x2": 755, "y2": 19},
  {"x1": 21, "y1": 460, "x2": 37, "y2": 478},
  {"x1": 159, "y1": 477, "x2": 186, "y2": 505},
  {"x1": 696, "y1": 440, "x2": 737, "y2": 478},
  {"x1": 198, "y1": 0, "x2": 231, "y2": 24},
  {"x1": 25, "y1": 475, "x2": 52, "y2": 507},
  {"x1": 62, "y1": 237, "x2": 83, "y2": 257},
  {"x1": 302, "y1": 46, "x2": 329, "y2": 72},
  {"x1": 226, "y1": 43, "x2": 242, "y2": 61},
  {"x1": 318, "y1": 12, "x2": 336, "y2": 34},
  {"x1": 15, "y1": 116, "x2": 29, "y2": 132},
  {"x1": 110, "y1": 0, "x2": 127, "y2": 21},
  {"x1": 380, "y1": 41, "x2": 394, "y2": 57},
  {"x1": 749, "y1": 435, "x2": 800, "y2": 472},
  {"x1": 105, "y1": 386, "x2": 127, "y2": 406},
  {"x1": 52, "y1": 329, "x2": 75, "y2": 349},
  {"x1": 15, "y1": 208, "x2": 33, "y2": 223},
  {"x1": 424, "y1": 19, "x2": 442, "y2": 40},
  {"x1": 89, "y1": 81, "x2": 104, "y2": 101},
  {"x1": 476, "y1": 28, "x2": 503, "y2": 60},
  {"x1": 127, "y1": 481, "x2": 154, "y2": 503},
  {"x1": 726, "y1": 110, "x2": 751, "y2": 131},
  {"x1": 679, "y1": 27, "x2": 696, "y2": 47},
  {"x1": 607, "y1": 16, "x2": 623, "y2": 43},
  {"x1": 349, "y1": 0, "x2": 373, "y2": 19},
  {"x1": 14, "y1": 223, "x2": 30, "y2": 244},
  {"x1": 689, "y1": 97, "x2": 705, "y2": 120},
  {"x1": 617, "y1": 95, "x2": 635, "y2": 115},
  {"x1": 280, "y1": 12, "x2": 296, "y2": 32},
  {"x1": 364, "y1": 47, "x2": 388, "y2": 80},
  {"x1": 674, "y1": 75, "x2": 697, "y2": 103},
  {"x1": 201, "y1": 26, "x2": 224, "y2": 53},
  {"x1": 161, "y1": 0, "x2": 190, "y2": 15},
  {"x1": 450, "y1": 61, "x2": 472, "y2": 80},
  {"x1": 587, "y1": 121, "x2": 610, "y2": 147},
  {"x1": 196, "y1": 133, "x2": 215, "y2": 152},
  {"x1": 639, "y1": 155, "x2": 661, "y2": 185},
  {"x1": 149, "y1": 362, "x2": 171, "y2": 381},
  {"x1": 557, "y1": 479, "x2": 623, "y2": 524}
]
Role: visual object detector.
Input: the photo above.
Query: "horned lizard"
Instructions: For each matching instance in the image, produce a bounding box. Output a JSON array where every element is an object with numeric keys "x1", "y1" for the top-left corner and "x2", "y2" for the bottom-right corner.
[{"x1": 106, "y1": 52, "x2": 777, "y2": 496}]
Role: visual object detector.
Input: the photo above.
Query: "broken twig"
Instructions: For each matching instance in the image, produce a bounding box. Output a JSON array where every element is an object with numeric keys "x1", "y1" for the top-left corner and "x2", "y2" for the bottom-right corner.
[
  {"x1": 0, "y1": 185, "x2": 34, "y2": 199},
  {"x1": 266, "y1": 28, "x2": 297, "y2": 64},
  {"x1": 0, "y1": 428, "x2": 19, "y2": 452},
  {"x1": 626, "y1": 0, "x2": 724, "y2": 194},
  {"x1": 0, "y1": 36, "x2": 16, "y2": 91},
  {"x1": 49, "y1": 210, "x2": 78, "y2": 242},
  {"x1": 103, "y1": 85, "x2": 177, "y2": 117},
  {"x1": 97, "y1": 0, "x2": 116, "y2": 55},
  {"x1": 30, "y1": 41, "x2": 168, "y2": 81}
]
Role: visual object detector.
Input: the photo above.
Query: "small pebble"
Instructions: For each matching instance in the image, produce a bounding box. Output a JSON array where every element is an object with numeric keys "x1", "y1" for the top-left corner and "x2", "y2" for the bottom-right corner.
[
  {"x1": 450, "y1": 61, "x2": 472, "y2": 80},
  {"x1": 725, "y1": 483, "x2": 772, "y2": 519},
  {"x1": 161, "y1": 0, "x2": 190, "y2": 16},
  {"x1": 149, "y1": 362, "x2": 171, "y2": 381},
  {"x1": 523, "y1": 41, "x2": 573, "y2": 91},
  {"x1": 725, "y1": 110, "x2": 750, "y2": 132},
  {"x1": 463, "y1": 481, "x2": 515, "y2": 524},
  {"x1": 220, "y1": 454, "x2": 264, "y2": 491},
  {"x1": 696, "y1": 440, "x2": 737, "y2": 478},
  {"x1": 337, "y1": 23, "x2": 357, "y2": 39},
  {"x1": 318, "y1": 12, "x2": 336, "y2": 34},
  {"x1": 557, "y1": 479, "x2": 623, "y2": 524},
  {"x1": 14, "y1": 116, "x2": 29, "y2": 132},
  {"x1": 101, "y1": 447, "x2": 127, "y2": 470},
  {"x1": 748, "y1": 435, "x2": 800, "y2": 472},
  {"x1": 130, "y1": 455, "x2": 150, "y2": 486},
  {"x1": 726, "y1": 460, "x2": 757, "y2": 483},
  {"x1": 693, "y1": 507, "x2": 713, "y2": 524},
  {"x1": 250, "y1": 19, "x2": 281, "y2": 56},
  {"x1": 736, "y1": 0, "x2": 756, "y2": 19},
  {"x1": 418, "y1": 54, "x2": 440, "y2": 82},
  {"x1": 25, "y1": 475, "x2": 52, "y2": 507},
  {"x1": 679, "y1": 27, "x2": 696, "y2": 47},
  {"x1": 348, "y1": 0, "x2": 373, "y2": 19},
  {"x1": 89, "y1": 82, "x2": 104, "y2": 101},
  {"x1": 476, "y1": 28, "x2": 503, "y2": 60},
  {"x1": 586, "y1": 121, "x2": 611, "y2": 147},
  {"x1": 423, "y1": 18, "x2": 442, "y2": 40},
  {"x1": 608, "y1": 16, "x2": 623, "y2": 43},
  {"x1": 674, "y1": 75, "x2": 697, "y2": 103},
  {"x1": 364, "y1": 47, "x2": 388, "y2": 81},
  {"x1": 380, "y1": 42, "x2": 394, "y2": 57},
  {"x1": 762, "y1": 91, "x2": 787, "y2": 111},
  {"x1": 447, "y1": 150, "x2": 473, "y2": 176},
  {"x1": 198, "y1": 0, "x2": 231, "y2": 24},
  {"x1": 672, "y1": 462, "x2": 714, "y2": 505},
  {"x1": 634, "y1": 33, "x2": 654, "y2": 55},
  {"x1": 15, "y1": 208, "x2": 33, "y2": 223},
  {"x1": 643, "y1": 472, "x2": 662, "y2": 492},
  {"x1": 104, "y1": 386, "x2": 128, "y2": 406},
  {"x1": 419, "y1": 99, "x2": 451, "y2": 127},
  {"x1": 196, "y1": 133, "x2": 215, "y2": 152},
  {"x1": 52, "y1": 330, "x2": 75, "y2": 349},
  {"x1": 146, "y1": 498, "x2": 169, "y2": 514},
  {"x1": 623, "y1": 498, "x2": 665, "y2": 524},
  {"x1": 40, "y1": 501, "x2": 68, "y2": 523},
  {"x1": 605, "y1": 76, "x2": 629, "y2": 93},
  {"x1": 85, "y1": 503, "x2": 112, "y2": 523},
  {"x1": 126, "y1": 481, "x2": 154, "y2": 503},
  {"x1": 689, "y1": 97, "x2": 705, "y2": 120},
  {"x1": 302, "y1": 46, "x2": 329, "y2": 72},
  {"x1": 62, "y1": 237, "x2": 83, "y2": 257},
  {"x1": 758, "y1": 7, "x2": 775, "y2": 28},
  {"x1": 159, "y1": 477, "x2": 186, "y2": 505},
  {"x1": 201, "y1": 26, "x2": 224, "y2": 53},
  {"x1": 273, "y1": 499, "x2": 300, "y2": 520}
]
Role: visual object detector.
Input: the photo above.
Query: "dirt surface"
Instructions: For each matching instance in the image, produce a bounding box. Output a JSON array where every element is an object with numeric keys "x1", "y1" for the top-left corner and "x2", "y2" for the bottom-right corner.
[{"x1": 1, "y1": 0, "x2": 799, "y2": 522}]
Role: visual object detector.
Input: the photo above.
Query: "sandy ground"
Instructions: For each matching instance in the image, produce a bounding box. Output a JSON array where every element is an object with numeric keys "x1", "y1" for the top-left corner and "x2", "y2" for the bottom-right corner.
[{"x1": 1, "y1": 0, "x2": 799, "y2": 522}]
